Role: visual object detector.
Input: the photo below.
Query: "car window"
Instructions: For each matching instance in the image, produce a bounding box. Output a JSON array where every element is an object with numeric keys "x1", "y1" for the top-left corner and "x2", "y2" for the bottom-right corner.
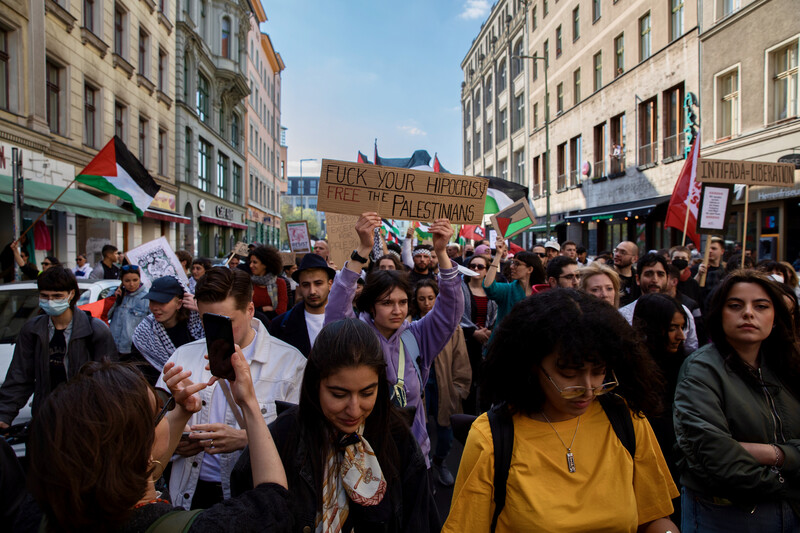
[
  {"x1": 0, "y1": 290, "x2": 45, "y2": 343},
  {"x1": 98, "y1": 287, "x2": 116, "y2": 299}
]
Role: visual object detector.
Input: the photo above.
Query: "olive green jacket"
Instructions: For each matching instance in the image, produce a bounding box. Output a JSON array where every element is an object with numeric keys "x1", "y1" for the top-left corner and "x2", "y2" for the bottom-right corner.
[{"x1": 673, "y1": 343, "x2": 800, "y2": 505}]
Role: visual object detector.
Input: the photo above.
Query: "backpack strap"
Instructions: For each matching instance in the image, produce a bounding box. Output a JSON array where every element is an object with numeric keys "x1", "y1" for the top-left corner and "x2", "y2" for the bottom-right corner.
[
  {"x1": 399, "y1": 329, "x2": 424, "y2": 393},
  {"x1": 487, "y1": 404, "x2": 514, "y2": 533},
  {"x1": 145, "y1": 509, "x2": 204, "y2": 533},
  {"x1": 598, "y1": 394, "x2": 636, "y2": 459}
]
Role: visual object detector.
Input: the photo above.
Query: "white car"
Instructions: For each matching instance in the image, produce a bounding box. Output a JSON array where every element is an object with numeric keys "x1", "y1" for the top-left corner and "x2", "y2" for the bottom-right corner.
[{"x1": 0, "y1": 279, "x2": 120, "y2": 456}]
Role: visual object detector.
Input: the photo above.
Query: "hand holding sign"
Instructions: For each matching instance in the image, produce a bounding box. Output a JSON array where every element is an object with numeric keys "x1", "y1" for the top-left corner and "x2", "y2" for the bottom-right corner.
[{"x1": 355, "y1": 213, "x2": 382, "y2": 251}]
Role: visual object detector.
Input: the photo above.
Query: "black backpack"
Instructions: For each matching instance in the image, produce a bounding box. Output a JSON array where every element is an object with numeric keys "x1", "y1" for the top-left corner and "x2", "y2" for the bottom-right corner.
[{"x1": 452, "y1": 394, "x2": 636, "y2": 533}]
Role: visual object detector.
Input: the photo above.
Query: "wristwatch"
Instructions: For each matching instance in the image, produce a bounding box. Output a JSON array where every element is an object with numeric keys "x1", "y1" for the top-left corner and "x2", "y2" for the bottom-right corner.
[{"x1": 350, "y1": 249, "x2": 369, "y2": 264}]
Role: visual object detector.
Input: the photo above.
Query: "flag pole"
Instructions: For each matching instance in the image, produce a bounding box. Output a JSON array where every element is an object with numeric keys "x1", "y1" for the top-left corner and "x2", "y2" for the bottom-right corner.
[
  {"x1": 13, "y1": 177, "x2": 78, "y2": 246},
  {"x1": 741, "y1": 185, "x2": 750, "y2": 259},
  {"x1": 680, "y1": 196, "x2": 691, "y2": 246},
  {"x1": 699, "y1": 235, "x2": 712, "y2": 287}
]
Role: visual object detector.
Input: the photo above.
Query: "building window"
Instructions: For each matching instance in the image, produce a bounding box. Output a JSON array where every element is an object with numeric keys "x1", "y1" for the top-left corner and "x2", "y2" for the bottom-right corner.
[
  {"x1": 573, "y1": 68, "x2": 581, "y2": 104},
  {"x1": 717, "y1": 69, "x2": 739, "y2": 139},
  {"x1": 557, "y1": 143, "x2": 566, "y2": 190},
  {"x1": 533, "y1": 155, "x2": 541, "y2": 196},
  {"x1": 46, "y1": 62, "x2": 63, "y2": 134},
  {"x1": 183, "y1": 53, "x2": 190, "y2": 101},
  {"x1": 84, "y1": 0, "x2": 96, "y2": 33},
  {"x1": 197, "y1": 73, "x2": 209, "y2": 123},
  {"x1": 498, "y1": 108, "x2": 508, "y2": 141},
  {"x1": 543, "y1": 0, "x2": 548, "y2": 17},
  {"x1": 217, "y1": 153, "x2": 229, "y2": 199},
  {"x1": 557, "y1": 82, "x2": 564, "y2": 114},
  {"x1": 513, "y1": 92, "x2": 525, "y2": 132},
  {"x1": 474, "y1": 90, "x2": 481, "y2": 118},
  {"x1": 198, "y1": 139, "x2": 211, "y2": 192},
  {"x1": 593, "y1": 0, "x2": 601, "y2": 22},
  {"x1": 158, "y1": 48, "x2": 167, "y2": 91},
  {"x1": 512, "y1": 40, "x2": 524, "y2": 78},
  {"x1": 485, "y1": 120, "x2": 493, "y2": 152},
  {"x1": 498, "y1": 59, "x2": 507, "y2": 92},
  {"x1": 572, "y1": 6, "x2": 580, "y2": 41},
  {"x1": 543, "y1": 40, "x2": 549, "y2": 69},
  {"x1": 233, "y1": 163, "x2": 242, "y2": 204},
  {"x1": 671, "y1": 0, "x2": 684, "y2": 41},
  {"x1": 663, "y1": 84, "x2": 685, "y2": 158},
  {"x1": 218, "y1": 107, "x2": 225, "y2": 138},
  {"x1": 138, "y1": 27, "x2": 149, "y2": 76},
  {"x1": 770, "y1": 41, "x2": 798, "y2": 122},
  {"x1": 231, "y1": 113, "x2": 240, "y2": 149},
  {"x1": 499, "y1": 158, "x2": 508, "y2": 181},
  {"x1": 719, "y1": 0, "x2": 739, "y2": 19},
  {"x1": 638, "y1": 97, "x2": 657, "y2": 165},
  {"x1": 221, "y1": 17, "x2": 231, "y2": 58},
  {"x1": 593, "y1": 51, "x2": 602, "y2": 92},
  {"x1": 139, "y1": 117, "x2": 148, "y2": 166},
  {"x1": 158, "y1": 128, "x2": 167, "y2": 175},
  {"x1": 0, "y1": 29, "x2": 8, "y2": 110},
  {"x1": 533, "y1": 102, "x2": 539, "y2": 129},
  {"x1": 475, "y1": 132, "x2": 481, "y2": 160},
  {"x1": 309, "y1": 179, "x2": 317, "y2": 195},
  {"x1": 464, "y1": 102, "x2": 471, "y2": 126},
  {"x1": 114, "y1": 100, "x2": 127, "y2": 141},
  {"x1": 594, "y1": 121, "x2": 607, "y2": 177},
  {"x1": 465, "y1": 139, "x2": 471, "y2": 166},
  {"x1": 639, "y1": 13, "x2": 651, "y2": 63},
  {"x1": 556, "y1": 26, "x2": 562, "y2": 58},
  {"x1": 184, "y1": 128, "x2": 192, "y2": 182},
  {"x1": 569, "y1": 135, "x2": 582, "y2": 186},
  {"x1": 485, "y1": 75, "x2": 493, "y2": 104},
  {"x1": 114, "y1": 5, "x2": 126, "y2": 56},
  {"x1": 515, "y1": 149, "x2": 525, "y2": 184},
  {"x1": 614, "y1": 34, "x2": 624, "y2": 77},
  {"x1": 610, "y1": 113, "x2": 626, "y2": 173},
  {"x1": 532, "y1": 6, "x2": 537, "y2": 30},
  {"x1": 84, "y1": 84, "x2": 97, "y2": 147}
]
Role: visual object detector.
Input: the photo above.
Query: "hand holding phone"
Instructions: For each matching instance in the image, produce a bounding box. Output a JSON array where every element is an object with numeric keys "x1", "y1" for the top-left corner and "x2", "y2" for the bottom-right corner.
[{"x1": 203, "y1": 313, "x2": 237, "y2": 381}]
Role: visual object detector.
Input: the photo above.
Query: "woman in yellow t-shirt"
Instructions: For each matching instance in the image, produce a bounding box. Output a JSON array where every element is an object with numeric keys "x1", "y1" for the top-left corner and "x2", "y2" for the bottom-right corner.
[{"x1": 443, "y1": 290, "x2": 679, "y2": 533}]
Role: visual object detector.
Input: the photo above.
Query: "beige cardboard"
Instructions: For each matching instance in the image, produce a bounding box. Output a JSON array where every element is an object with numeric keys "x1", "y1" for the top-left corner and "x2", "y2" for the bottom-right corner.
[
  {"x1": 696, "y1": 158, "x2": 796, "y2": 186},
  {"x1": 232, "y1": 241, "x2": 249, "y2": 257},
  {"x1": 325, "y1": 212, "x2": 361, "y2": 270},
  {"x1": 279, "y1": 252, "x2": 295, "y2": 267},
  {"x1": 316, "y1": 159, "x2": 488, "y2": 224}
]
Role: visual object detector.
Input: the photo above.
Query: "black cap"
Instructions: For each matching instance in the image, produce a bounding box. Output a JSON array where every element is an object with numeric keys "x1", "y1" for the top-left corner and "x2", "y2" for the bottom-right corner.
[
  {"x1": 292, "y1": 253, "x2": 336, "y2": 282},
  {"x1": 143, "y1": 276, "x2": 185, "y2": 303}
]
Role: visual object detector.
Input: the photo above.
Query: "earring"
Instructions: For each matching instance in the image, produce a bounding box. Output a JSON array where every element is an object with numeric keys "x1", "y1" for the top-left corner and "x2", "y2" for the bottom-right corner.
[{"x1": 149, "y1": 458, "x2": 163, "y2": 476}]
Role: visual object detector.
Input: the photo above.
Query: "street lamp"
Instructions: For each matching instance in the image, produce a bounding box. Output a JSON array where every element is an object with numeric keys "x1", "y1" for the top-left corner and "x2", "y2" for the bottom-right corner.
[
  {"x1": 299, "y1": 158, "x2": 318, "y2": 178},
  {"x1": 514, "y1": 54, "x2": 551, "y2": 237}
]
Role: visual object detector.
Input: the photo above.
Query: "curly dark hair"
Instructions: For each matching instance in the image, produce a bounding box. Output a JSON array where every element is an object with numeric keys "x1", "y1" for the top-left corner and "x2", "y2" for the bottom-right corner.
[
  {"x1": 28, "y1": 362, "x2": 155, "y2": 532},
  {"x1": 706, "y1": 269, "x2": 800, "y2": 399},
  {"x1": 482, "y1": 289, "x2": 665, "y2": 417},
  {"x1": 248, "y1": 245, "x2": 283, "y2": 276}
]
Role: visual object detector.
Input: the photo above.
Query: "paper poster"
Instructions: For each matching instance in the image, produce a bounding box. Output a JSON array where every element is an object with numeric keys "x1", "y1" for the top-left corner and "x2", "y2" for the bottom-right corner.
[
  {"x1": 124, "y1": 236, "x2": 188, "y2": 288},
  {"x1": 697, "y1": 184, "x2": 732, "y2": 233},
  {"x1": 325, "y1": 212, "x2": 361, "y2": 270},
  {"x1": 286, "y1": 220, "x2": 311, "y2": 253}
]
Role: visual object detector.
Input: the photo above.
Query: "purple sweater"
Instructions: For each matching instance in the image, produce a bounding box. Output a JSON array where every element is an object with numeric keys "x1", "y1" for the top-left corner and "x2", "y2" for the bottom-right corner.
[{"x1": 324, "y1": 264, "x2": 464, "y2": 466}]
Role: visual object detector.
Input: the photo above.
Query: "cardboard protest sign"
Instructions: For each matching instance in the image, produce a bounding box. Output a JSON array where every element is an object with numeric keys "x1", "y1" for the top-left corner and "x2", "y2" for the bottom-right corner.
[
  {"x1": 232, "y1": 241, "x2": 249, "y2": 257},
  {"x1": 489, "y1": 198, "x2": 536, "y2": 239},
  {"x1": 124, "y1": 237, "x2": 188, "y2": 289},
  {"x1": 279, "y1": 252, "x2": 296, "y2": 267},
  {"x1": 697, "y1": 184, "x2": 733, "y2": 234},
  {"x1": 316, "y1": 159, "x2": 488, "y2": 224},
  {"x1": 325, "y1": 212, "x2": 360, "y2": 270},
  {"x1": 286, "y1": 221, "x2": 311, "y2": 253},
  {"x1": 696, "y1": 158, "x2": 796, "y2": 186}
]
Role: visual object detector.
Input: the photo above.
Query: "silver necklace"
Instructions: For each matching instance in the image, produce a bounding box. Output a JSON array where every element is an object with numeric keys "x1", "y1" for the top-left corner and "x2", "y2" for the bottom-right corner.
[{"x1": 541, "y1": 413, "x2": 580, "y2": 473}]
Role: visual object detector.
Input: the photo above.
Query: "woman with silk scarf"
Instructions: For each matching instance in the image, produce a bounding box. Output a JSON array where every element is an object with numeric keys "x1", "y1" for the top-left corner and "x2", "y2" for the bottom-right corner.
[{"x1": 231, "y1": 319, "x2": 437, "y2": 532}]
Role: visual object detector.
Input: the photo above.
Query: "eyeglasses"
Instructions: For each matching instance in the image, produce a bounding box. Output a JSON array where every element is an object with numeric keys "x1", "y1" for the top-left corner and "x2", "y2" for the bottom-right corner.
[
  {"x1": 121, "y1": 264, "x2": 140, "y2": 272},
  {"x1": 534, "y1": 253, "x2": 547, "y2": 258},
  {"x1": 469, "y1": 264, "x2": 487, "y2": 271},
  {"x1": 542, "y1": 369, "x2": 619, "y2": 399},
  {"x1": 153, "y1": 387, "x2": 175, "y2": 426},
  {"x1": 559, "y1": 273, "x2": 582, "y2": 281}
]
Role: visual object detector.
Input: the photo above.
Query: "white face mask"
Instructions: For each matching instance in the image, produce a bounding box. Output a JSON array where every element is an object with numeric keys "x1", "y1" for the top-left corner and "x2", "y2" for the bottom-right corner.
[{"x1": 770, "y1": 274, "x2": 785, "y2": 284}]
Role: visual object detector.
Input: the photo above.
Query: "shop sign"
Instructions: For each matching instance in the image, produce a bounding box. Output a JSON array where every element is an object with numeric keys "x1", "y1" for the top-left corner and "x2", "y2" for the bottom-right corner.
[
  {"x1": 778, "y1": 154, "x2": 800, "y2": 169},
  {"x1": 215, "y1": 205, "x2": 234, "y2": 220},
  {"x1": 149, "y1": 191, "x2": 177, "y2": 212}
]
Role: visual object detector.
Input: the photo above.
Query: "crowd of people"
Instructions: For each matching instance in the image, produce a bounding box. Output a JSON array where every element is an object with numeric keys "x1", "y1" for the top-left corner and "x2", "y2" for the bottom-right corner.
[{"x1": 0, "y1": 216, "x2": 798, "y2": 532}]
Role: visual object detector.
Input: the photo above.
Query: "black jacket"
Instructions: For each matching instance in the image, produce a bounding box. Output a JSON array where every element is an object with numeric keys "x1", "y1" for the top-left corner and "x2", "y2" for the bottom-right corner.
[
  {"x1": 268, "y1": 302, "x2": 311, "y2": 357},
  {"x1": 0, "y1": 310, "x2": 118, "y2": 425},
  {"x1": 231, "y1": 406, "x2": 437, "y2": 532}
]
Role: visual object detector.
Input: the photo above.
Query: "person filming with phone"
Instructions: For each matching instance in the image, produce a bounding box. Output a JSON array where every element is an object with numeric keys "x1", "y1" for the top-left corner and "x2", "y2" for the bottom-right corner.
[{"x1": 157, "y1": 267, "x2": 306, "y2": 510}]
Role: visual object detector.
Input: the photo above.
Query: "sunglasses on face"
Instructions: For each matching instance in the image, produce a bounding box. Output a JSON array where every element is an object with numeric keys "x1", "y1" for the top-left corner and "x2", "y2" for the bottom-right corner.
[
  {"x1": 153, "y1": 387, "x2": 175, "y2": 426},
  {"x1": 534, "y1": 253, "x2": 547, "y2": 258},
  {"x1": 469, "y1": 264, "x2": 487, "y2": 271},
  {"x1": 542, "y1": 369, "x2": 619, "y2": 399}
]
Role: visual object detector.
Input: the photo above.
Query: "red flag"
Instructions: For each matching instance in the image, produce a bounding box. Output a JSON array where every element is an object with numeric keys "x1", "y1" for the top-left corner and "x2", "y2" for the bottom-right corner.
[
  {"x1": 459, "y1": 224, "x2": 485, "y2": 241},
  {"x1": 665, "y1": 134, "x2": 702, "y2": 247},
  {"x1": 78, "y1": 295, "x2": 117, "y2": 325}
]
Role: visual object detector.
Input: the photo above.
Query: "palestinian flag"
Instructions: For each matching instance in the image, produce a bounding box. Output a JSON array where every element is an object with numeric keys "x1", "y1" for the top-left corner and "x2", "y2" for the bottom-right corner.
[
  {"x1": 375, "y1": 147, "x2": 432, "y2": 170},
  {"x1": 493, "y1": 198, "x2": 535, "y2": 239},
  {"x1": 459, "y1": 224, "x2": 485, "y2": 241},
  {"x1": 414, "y1": 221, "x2": 432, "y2": 240},
  {"x1": 483, "y1": 176, "x2": 528, "y2": 215},
  {"x1": 433, "y1": 153, "x2": 449, "y2": 173},
  {"x1": 357, "y1": 151, "x2": 372, "y2": 164},
  {"x1": 76, "y1": 136, "x2": 161, "y2": 216},
  {"x1": 381, "y1": 219, "x2": 402, "y2": 242}
]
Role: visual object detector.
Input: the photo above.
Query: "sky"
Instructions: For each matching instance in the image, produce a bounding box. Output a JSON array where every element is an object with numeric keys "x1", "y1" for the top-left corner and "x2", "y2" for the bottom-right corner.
[{"x1": 259, "y1": 0, "x2": 491, "y2": 178}]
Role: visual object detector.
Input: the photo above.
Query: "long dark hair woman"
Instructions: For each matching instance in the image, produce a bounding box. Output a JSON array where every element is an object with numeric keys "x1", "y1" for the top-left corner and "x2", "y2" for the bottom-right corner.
[
  {"x1": 673, "y1": 270, "x2": 800, "y2": 532},
  {"x1": 443, "y1": 289, "x2": 679, "y2": 532},
  {"x1": 232, "y1": 319, "x2": 437, "y2": 531},
  {"x1": 26, "y1": 353, "x2": 291, "y2": 532},
  {"x1": 248, "y1": 245, "x2": 288, "y2": 320}
]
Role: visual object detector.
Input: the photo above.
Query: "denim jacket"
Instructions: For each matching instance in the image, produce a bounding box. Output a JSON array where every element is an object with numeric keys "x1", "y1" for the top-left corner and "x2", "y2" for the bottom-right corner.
[{"x1": 108, "y1": 286, "x2": 150, "y2": 353}]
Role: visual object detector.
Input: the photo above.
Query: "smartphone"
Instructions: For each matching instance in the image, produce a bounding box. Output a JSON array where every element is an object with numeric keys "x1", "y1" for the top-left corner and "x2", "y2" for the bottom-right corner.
[
  {"x1": 180, "y1": 432, "x2": 191, "y2": 441},
  {"x1": 203, "y1": 313, "x2": 236, "y2": 381}
]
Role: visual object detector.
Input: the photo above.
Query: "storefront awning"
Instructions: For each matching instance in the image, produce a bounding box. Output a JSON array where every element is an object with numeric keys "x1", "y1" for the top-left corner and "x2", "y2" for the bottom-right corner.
[
  {"x1": 144, "y1": 208, "x2": 191, "y2": 224},
  {"x1": 198, "y1": 215, "x2": 247, "y2": 229},
  {"x1": 564, "y1": 195, "x2": 671, "y2": 223},
  {"x1": 0, "y1": 175, "x2": 137, "y2": 223}
]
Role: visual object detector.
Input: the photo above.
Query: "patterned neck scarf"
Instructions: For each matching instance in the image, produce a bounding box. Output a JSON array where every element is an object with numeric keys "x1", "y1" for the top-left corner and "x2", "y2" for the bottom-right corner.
[
  {"x1": 251, "y1": 273, "x2": 278, "y2": 308},
  {"x1": 315, "y1": 424, "x2": 387, "y2": 533},
  {"x1": 131, "y1": 311, "x2": 204, "y2": 370}
]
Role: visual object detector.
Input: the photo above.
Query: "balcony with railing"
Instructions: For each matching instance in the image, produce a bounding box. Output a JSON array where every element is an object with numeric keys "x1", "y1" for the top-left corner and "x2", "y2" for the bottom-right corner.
[
  {"x1": 638, "y1": 143, "x2": 657, "y2": 167},
  {"x1": 593, "y1": 158, "x2": 606, "y2": 181},
  {"x1": 569, "y1": 169, "x2": 579, "y2": 187},
  {"x1": 557, "y1": 173, "x2": 567, "y2": 191},
  {"x1": 662, "y1": 133, "x2": 685, "y2": 161},
  {"x1": 609, "y1": 153, "x2": 626, "y2": 177}
]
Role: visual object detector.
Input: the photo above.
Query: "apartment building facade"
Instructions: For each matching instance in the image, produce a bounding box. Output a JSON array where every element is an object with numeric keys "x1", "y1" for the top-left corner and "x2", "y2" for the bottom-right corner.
[
  {"x1": 0, "y1": 0, "x2": 179, "y2": 265},
  {"x1": 244, "y1": 3, "x2": 286, "y2": 249},
  {"x1": 698, "y1": 0, "x2": 799, "y2": 262},
  {"x1": 174, "y1": 0, "x2": 251, "y2": 258},
  {"x1": 462, "y1": 0, "x2": 701, "y2": 254}
]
